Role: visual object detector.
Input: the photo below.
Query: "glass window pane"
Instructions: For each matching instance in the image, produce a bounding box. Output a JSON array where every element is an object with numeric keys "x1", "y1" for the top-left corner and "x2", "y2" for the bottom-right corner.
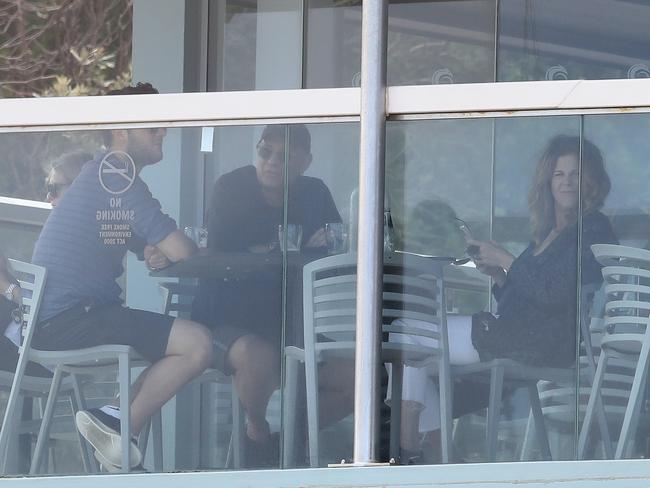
[
  {"x1": 0, "y1": 120, "x2": 359, "y2": 475},
  {"x1": 498, "y1": 0, "x2": 650, "y2": 81},
  {"x1": 209, "y1": 0, "x2": 303, "y2": 91},
  {"x1": 578, "y1": 113, "x2": 650, "y2": 460},
  {"x1": 386, "y1": 116, "x2": 590, "y2": 464},
  {"x1": 387, "y1": 0, "x2": 496, "y2": 86},
  {"x1": 305, "y1": 0, "x2": 496, "y2": 89}
]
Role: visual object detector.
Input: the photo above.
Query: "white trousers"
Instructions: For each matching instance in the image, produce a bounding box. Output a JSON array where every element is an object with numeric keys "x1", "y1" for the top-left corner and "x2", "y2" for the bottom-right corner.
[{"x1": 386, "y1": 315, "x2": 479, "y2": 432}]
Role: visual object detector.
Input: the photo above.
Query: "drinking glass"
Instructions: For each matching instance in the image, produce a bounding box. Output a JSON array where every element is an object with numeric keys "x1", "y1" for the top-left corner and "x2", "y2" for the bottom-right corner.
[{"x1": 278, "y1": 224, "x2": 303, "y2": 251}]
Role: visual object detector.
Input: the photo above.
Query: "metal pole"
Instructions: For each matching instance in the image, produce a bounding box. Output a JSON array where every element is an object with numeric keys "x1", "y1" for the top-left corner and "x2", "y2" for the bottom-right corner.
[{"x1": 353, "y1": 0, "x2": 388, "y2": 465}]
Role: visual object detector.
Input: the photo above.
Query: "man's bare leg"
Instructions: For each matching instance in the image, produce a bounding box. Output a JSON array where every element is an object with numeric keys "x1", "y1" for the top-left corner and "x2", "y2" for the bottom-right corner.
[
  {"x1": 317, "y1": 359, "x2": 355, "y2": 428},
  {"x1": 227, "y1": 334, "x2": 280, "y2": 442},
  {"x1": 128, "y1": 318, "x2": 213, "y2": 434}
]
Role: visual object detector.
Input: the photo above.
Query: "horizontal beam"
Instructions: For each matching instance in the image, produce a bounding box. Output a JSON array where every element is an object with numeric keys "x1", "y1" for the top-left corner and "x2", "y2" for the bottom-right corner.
[
  {"x1": 0, "y1": 88, "x2": 360, "y2": 129},
  {"x1": 3, "y1": 459, "x2": 650, "y2": 488},
  {"x1": 1, "y1": 79, "x2": 650, "y2": 131},
  {"x1": 387, "y1": 78, "x2": 650, "y2": 116},
  {"x1": 0, "y1": 197, "x2": 50, "y2": 226}
]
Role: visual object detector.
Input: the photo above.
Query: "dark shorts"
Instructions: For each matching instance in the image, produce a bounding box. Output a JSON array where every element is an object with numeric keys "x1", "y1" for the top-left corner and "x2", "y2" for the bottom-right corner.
[
  {"x1": 33, "y1": 303, "x2": 175, "y2": 363},
  {"x1": 212, "y1": 323, "x2": 281, "y2": 375},
  {"x1": 0, "y1": 335, "x2": 51, "y2": 378}
]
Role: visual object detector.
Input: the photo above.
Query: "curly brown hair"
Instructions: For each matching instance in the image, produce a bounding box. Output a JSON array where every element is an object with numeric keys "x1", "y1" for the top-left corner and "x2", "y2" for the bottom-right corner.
[{"x1": 528, "y1": 135, "x2": 610, "y2": 246}]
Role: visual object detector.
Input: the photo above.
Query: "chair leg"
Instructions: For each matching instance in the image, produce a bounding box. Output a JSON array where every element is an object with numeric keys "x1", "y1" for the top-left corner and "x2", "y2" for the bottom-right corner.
[
  {"x1": 304, "y1": 354, "x2": 320, "y2": 467},
  {"x1": 615, "y1": 340, "x2": 650, "y2": 459},
  {"x1": 282, "y1": 355, "x2": 300, "y2": 468},
  {"x1": 2, "y1": 395, "x2": 24, "y2": 475},
  {"x1": 486, "y1": 366, "x2": 504, "y2": 462},
  {"x1": 152, "y1": 410, "x2": 164, "y2": 471},
  {"x1": 527, "y1": 382, "x2": 551, "y2": 460},
  {"x1": 578, "y1": 349, "x2": 609, "y2": 459},
  {"x1": 139, "y1": 418, "x2": 151, "y2": 460},
  {"x1": 389, "y1": 362, "x2": 403, "y2": 462},
  {"x1": 231, "y1": 386, "x2": 244, "y2": 469},
  {"x1": 70, "y1": 374, "x2": 99, "y2": 473},
  {"x1": 118, "y1": 354, "x2": 132, "y2": 472},
  {"x1": 69, "y1": 374, "x2": 97, "y2": 473},
  {"x1": 0, "y1": 367, "x2": 31, "y2": 473},
  {"x1": 31, "y1": 367, "x2": 64, "y2": 474},
  {"x1": 439, "y1": 362, "x2": 453, "y2": 464},
  {"x1": 520, "y1": 409, "x2": 535, "y2": 461}
]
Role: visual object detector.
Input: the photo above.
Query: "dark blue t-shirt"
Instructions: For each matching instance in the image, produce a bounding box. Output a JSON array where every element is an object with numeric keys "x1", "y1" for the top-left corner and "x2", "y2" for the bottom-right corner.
[{"x1": 33, "y1": 154, "x2": 177, "y2": 320}]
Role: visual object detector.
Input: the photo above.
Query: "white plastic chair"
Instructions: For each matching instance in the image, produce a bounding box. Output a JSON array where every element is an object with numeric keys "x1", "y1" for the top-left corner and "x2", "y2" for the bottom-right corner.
[
  {"x1": 452, "y1": 289, "x2": 592, "y2": 463},
  {"x1": 0, "y1": 259, "x2": 94, "y2": 475},
  {"x1": 522, "y1": 283, "x2": 634, "y2": 460},
  {"x1": 283, "y1": 251, "x2": 451, "y2": 466},
  {"x1": 579, "y1": 244, "x2": 650, "y2": 459},
  {"x1": 0, "y1": 260, "x2": 162, "y2": 474}
]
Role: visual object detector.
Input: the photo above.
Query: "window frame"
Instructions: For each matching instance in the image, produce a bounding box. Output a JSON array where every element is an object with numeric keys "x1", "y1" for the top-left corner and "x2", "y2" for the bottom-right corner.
[{"x1": 2, "y1": 78, "x2": 650, "y2": 486}]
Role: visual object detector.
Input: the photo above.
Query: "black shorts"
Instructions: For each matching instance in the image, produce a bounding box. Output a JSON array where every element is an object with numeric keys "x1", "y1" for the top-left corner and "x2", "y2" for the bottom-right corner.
[
  {"x1": 0, "y1": 335, "x2": 51, "y2": 378},
  {"x1": 212, "y1": 323, "x2": 281, "y2": 375},
  {"x1": 33, "y1": 303, "x2": 175, "y2": 363}
]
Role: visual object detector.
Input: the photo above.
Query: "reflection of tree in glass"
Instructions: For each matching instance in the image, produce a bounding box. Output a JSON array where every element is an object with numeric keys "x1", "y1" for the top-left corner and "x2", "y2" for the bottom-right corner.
[
  {"x1": 0, "y1": 1, "x2": 131, "y2": 200},
  {"x1": 0, "y1": 131, "x2": 102, "y2": 202},
  {"x1": 0, "y1": 0, "x2": 132, "y2": 98},
  {"x1": 399, "y1": 199, "x2": 467, "y2": 258}
]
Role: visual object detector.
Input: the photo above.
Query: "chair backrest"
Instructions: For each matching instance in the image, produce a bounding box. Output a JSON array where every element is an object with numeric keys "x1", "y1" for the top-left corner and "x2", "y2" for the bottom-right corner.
[
  {"x1": 541, "y1": 281, "x2": 637, "y2": 424},
  {"x1": 591, "y1": 244, "x2": 650, "y2": 355},
  {"x1": 7, "y1": 259, "x2": 47, "y2": 353},
  {"x1": 302, "y1": 252, "x2": 446, "y2": 360}
]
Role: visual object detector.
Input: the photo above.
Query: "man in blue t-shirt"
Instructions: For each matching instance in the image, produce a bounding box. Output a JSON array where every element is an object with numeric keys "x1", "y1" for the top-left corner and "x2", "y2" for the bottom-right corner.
[{"x1": 32, "y1": 83, "x2": 213, "y2": 471}]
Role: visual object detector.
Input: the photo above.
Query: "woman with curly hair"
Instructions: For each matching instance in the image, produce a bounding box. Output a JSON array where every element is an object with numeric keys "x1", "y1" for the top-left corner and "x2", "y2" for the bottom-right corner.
[
  {"x1": 395, "y1": 135, "x2": 618, "y2": 463},
  {"x1": 467, "y1": 135, "x2": 616, "y2": 367}
]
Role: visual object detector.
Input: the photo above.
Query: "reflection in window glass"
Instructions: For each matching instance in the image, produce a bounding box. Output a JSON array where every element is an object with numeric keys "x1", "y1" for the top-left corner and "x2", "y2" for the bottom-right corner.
[
  {"x1": 1, "y1": 121, "x2": 359, "y2": 474},
  {"x1": 577, "y1": 114, "x2": 650, "y2": 460},
  {"x1": 305, "y1": 0, "x2": 495, "y2": 88},
  {"x1": 498, "y1": 0, "x2": 650, "y2": 81},
  {"x1": 385, "y1": 117, "x2": 619, "y2": 464},
  {"x1": 0, "y1": 131, "x2": 102, "y2": 202},
  {"x1": 209, "y1": 0, "x2": 303, "y2": 91},
  {"x1": 204, "y1": 123, "x2": 359, "y2": 467},
  {"x1": 0, "y1": 1, "x2": 132, "y2": 98}
]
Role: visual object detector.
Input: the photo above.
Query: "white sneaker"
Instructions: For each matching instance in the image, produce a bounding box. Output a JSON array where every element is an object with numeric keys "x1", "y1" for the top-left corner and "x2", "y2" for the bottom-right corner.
[
  {"x1": 93, "y1": 449, "x2": 148, "y2": 473},
  {"x1": 76, "y1": 409, "x2": 142, "y2": 468}
]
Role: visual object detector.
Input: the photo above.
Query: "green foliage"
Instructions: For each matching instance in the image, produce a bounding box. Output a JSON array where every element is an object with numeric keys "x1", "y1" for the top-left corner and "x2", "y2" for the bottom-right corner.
[{"x1": 0, "y1": 0, "x2": 132, "y2": 98}]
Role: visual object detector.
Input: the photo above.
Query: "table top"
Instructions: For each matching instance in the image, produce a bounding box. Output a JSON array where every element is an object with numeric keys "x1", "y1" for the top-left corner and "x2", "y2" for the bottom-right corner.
[
  {"x1": 152, "y1": 250, "x2": 489, "y2": 294},
  {"x1": 150, "y1": 250, "x2": 319, "y2": 279}
]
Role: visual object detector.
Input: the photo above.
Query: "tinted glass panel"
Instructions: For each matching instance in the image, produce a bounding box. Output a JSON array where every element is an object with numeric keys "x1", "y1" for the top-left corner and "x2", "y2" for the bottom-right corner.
[
  {"x1": 577, "y1": 113, "x2": 650, "y2": 460},
  {"x1": 498, "y1": 0, "x2": 650, "y2": 81},
  {"x1": 385, "y1": 116, "x2": 593, "y2": 463},
  {"x1": 305, "y1": 0, "x2": 495, "y2": 88}
]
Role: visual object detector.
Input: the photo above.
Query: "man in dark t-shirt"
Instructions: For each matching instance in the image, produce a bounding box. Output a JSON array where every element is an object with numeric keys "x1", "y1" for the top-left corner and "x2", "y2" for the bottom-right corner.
[
  {"x1": 192, "y1": 124, "x2": 354, "y2": 466},
  {"x1": 32, "y1": 83, "x2": 213, "y2": 471}
]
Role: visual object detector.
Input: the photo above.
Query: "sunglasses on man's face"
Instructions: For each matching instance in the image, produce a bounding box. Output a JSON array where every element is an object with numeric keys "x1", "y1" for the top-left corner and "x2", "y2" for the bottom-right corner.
[{"x1": 256, "y1": 144, "x2": 305, "y2": 163}]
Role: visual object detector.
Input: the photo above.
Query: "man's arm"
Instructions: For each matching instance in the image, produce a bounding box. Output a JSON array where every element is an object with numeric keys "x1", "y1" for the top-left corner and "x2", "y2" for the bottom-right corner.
[{"x1": 155, "y1": 229, "x2": 198, "y2": 263}]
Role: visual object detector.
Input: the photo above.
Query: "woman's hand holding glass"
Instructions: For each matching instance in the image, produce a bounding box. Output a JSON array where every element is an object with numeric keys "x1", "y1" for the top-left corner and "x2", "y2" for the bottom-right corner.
[{"x1": 466, "y1": 238, "x2": 514, "y2": 286}]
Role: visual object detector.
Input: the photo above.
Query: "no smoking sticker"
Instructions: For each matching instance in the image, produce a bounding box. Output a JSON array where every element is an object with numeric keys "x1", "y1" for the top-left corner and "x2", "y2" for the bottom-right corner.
[{"x1": 99, "y1": 151, "x2": 136, "y2": 195}]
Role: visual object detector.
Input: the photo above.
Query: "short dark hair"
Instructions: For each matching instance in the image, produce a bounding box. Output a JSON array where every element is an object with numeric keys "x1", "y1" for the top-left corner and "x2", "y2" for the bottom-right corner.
[
  {"x1": 259, "y1": 124, "x2": 311, "y2": 152},
  {"x1": 103, "y1": 83, "x2": 159, "y2": 146}
]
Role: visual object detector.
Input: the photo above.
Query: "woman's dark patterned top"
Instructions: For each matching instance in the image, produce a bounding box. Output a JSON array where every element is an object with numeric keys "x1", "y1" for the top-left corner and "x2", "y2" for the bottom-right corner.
[{"x1": 471, "y1": 211, "x2": 618, "y2": 367}]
